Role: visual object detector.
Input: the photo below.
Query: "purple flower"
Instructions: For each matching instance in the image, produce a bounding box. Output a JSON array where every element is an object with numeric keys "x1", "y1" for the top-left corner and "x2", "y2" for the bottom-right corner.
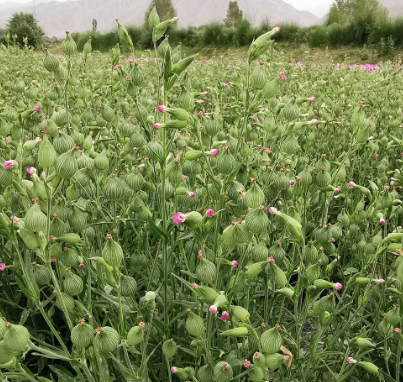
[{"x1": 0, "y1": 263, "x2": 6, "y2": 272}]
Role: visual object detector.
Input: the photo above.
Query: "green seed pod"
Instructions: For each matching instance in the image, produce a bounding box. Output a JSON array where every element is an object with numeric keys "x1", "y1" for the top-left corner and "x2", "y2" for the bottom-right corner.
[
  {"x1": 0, "y1": 317, "x2": 6, "y2": 339},
  {"x1": 250, "y1": 365, "x2": 264, "y2": 382},
  {"x1": 314, "y1": 279, "x2": 334, "y2": 289},
  {"x1": 61, "y1": 32, "x2": 77, "y2": 56},
  {"x1": 245, "y1": 206, "x2": 269, "y2": 233},
  {"x1": 94, "y1": 151, "x2": 109, "y2": 170},
  {"x1": 148, "y1": 3, "x2": 160, "y2": 27},
  {"x1": 358, "y1": 361, "x2": 378, "y2": 374},
  {"x1": 38, "y1": 134, "x2": 57, "y2": 168},
  {"x1": 250, "y1": 65, "x2": 267, "y2": 90},
  {"x1": 71, "y1": 319, "x2": 94, "y2": 348},
  {"x1": 33, "y1": 264, "x2": 51, "y2": 286},
  {"x1": 93, "y1": 326, "x2": 120, "y2": 353},
  {"x1": 102, "y1": 235, "x2": 123, "y2": 267},
  {"x1": 3, "y1": 323, "x2": 30, "y2": 353},
  {"x1": 196, "y1": 257, "x2": 217, "y2": 285},
  {"x1": 282, "y1": 134, "x2": 299, "y2": 155},
  {"x1": 245, "y1": 261, "x2": 267, "y2": 279},
  {"x1": 196, "y1": 285, "x2": 218, "y2": 302},
  {"x1": 353, "y1": 338, "x2": 375, "y2": 349},
  {"x1": 216, "y1": 149, "x2": 236, "y2": 175},
  {"x1": 244, "y1": 181, "x2": 265, "y2": 208},
  {"x1": 197, "y1": 365, "x2": 213, "y2": 382},
  {"x1": 214, "y1": 361, "x2": 232, "y2": 382},
  {"x1": 56, "y1": 291, "x2": 76, "y2": 312},
  {"x1": 127, "y1": 326, "x2": 143, "y2": 346},
  {"x1": 252, "y1": 242, "x2": 269, "y2": 262},
  {"x1": 230, "y1": 305, "x2": 249, "y2": 322},
  {"x1": 171, "y1": 367, "x2": 190, "y2": 380},
  {"x1": 58, "y1": 233, "x2": 81, "y2": 244},
  {"x1": 221, "y1": 327, "x2": 249, "y2": 337},
  {"x1": 281, "y1": 98, "x2": 299, "y2": 121},
  {"x1": 69, "y1": 206, "x2": 87, "y2": 231},
  {"x1": 277, "y1": 287, "x2": 294, "y2": 298},
  {"x1": 385, "y1": 306, "x2": 400, "y2": 326},
  {"x1": 43, "y1": 49, "x2": 60, "y2": 72},
  {"x1": 183, "y1": 211, "x2": 203, "y2": 230},
  {"x1": 270, "y1": 263, "x2": 287, "y2": 287},
  {"x1": 64, "y1": 270, "x2": 83, "y2": 296},
  {"x1": 129, "y1": 62, "x2": 143, "y2": 86},
  {"x1": 104, "y1": 175, "x2": 124, "y2": 201},
  {"x1": 266, "y1": 353, "x2": 285, "y2": 370},
  {"x1": 83, "y1": 37, "x2": 92, "y2": 55},
  {"x1": 186, "y1": 310, "x2": 205, "y2": 337},
  {"x1": 306, "y1": 262, "x2": 321, "y2": 283},
  {"x1": 0, "y1": 342, "x2": 14, "y2": 364},
  {"x1": 162, "y1": 339, "x2": 178, "y2": 359},
  {"x1": 261, "y1": 326, "x2": 282, "y2": 354},
  {"x1": 120, "y1": 275, "x2": 137, "y2": 297},
  {"x1": 18, "y1": 225, "x2": 40, "y2": 250},
  {"x1": 177, "y1": 85, "x2": 194, "y2": 111},
  {"x1": 55, "y1": 148, "x2": 78, "y2": 179},
  {"x1": 262, "y1": 79, "x2": 278, "y2": 99},
  {"x1": 214, "y1": 294, "x2": 228, "y2": 308},
  {"x1": 309, "y1": 295, "x2": 335, "y2": 316},
  {"x1": 25, "y1": 201, "x2": 47, "y2": 232},
  {"x1": 101, "y1": 104, "x2": 114, "y2": 123}
]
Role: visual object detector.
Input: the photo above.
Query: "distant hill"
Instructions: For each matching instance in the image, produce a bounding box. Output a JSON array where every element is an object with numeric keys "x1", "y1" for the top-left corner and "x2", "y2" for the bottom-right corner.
[
  {"x1": 380, "y1": 0, "x2": 403, "y2": 18},
  {"x1": 0, "y1": 0, "x2": 320, "y2": 39}
]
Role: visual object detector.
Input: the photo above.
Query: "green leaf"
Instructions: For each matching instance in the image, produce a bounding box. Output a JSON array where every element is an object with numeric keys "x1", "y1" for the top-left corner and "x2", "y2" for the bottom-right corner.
[
  {"x1": 147, "y1": 216, "x2": 167, "y2": 242},
  {"x1": 223, "y1": 165, "x2": 241, "y2": 191}
]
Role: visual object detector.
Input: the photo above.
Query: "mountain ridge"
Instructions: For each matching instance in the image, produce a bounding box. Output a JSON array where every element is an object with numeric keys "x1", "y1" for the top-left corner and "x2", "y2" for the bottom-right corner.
[{"x1": 0, "y1": 0, "x2": 320, "y2": 38}]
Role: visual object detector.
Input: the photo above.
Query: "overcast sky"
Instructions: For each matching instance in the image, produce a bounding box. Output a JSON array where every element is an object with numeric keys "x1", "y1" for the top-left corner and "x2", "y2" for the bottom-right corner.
[
  {"x1": 0, "y1": 0, "x2": 334, "y2": 18},
  {"x1": 283, "y1": 0, "x2": 334, "y2": 17}
]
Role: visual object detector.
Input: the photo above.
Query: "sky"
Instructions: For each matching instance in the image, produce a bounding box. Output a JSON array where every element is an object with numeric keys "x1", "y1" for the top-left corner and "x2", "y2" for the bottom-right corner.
[
  {"x1": 283, "y1": 0, "x2": 334, "y2": 18},
  {"x1": 0, "y1": 0, "x2": 334, "y2": 18}
]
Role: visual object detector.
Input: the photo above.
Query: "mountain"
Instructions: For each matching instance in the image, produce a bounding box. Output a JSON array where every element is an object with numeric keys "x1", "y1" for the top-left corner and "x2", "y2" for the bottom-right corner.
[
  {"x1": 379, "y1": 0, "x2": 403, "y2": 18},
  {"x1": 0, "y1": 0, "x2": 320, "y2": 38}
]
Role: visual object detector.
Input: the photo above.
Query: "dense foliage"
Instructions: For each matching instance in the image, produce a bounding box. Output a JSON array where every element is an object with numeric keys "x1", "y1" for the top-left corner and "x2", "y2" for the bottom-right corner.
[{"x1": 1, "y1": 4, "x2": 403, "y2": 382}]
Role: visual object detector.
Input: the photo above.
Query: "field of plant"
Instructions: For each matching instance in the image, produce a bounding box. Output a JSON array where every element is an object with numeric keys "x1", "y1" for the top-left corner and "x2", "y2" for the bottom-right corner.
[{"x1": 1, "y1": 6, "x2": 403, "y2": 382}]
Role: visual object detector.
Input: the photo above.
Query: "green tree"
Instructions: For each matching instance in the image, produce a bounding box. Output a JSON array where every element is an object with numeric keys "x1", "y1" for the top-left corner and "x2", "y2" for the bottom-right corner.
[
  {"x1": 6, "y1": 12, "x2": 44, "y2": 48},
  {"x1": 224, "y1": 1, "x2": 243, "y2": 27},
  {"x1": 327, "y1": 0, "x2": 388, "y2": 25},
  {"x1": 144, "y1": 0, "x2": 177, "y2": 25}
]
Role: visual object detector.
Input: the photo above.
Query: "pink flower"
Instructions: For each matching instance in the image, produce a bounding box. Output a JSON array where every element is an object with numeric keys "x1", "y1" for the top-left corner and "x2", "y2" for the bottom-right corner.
[
  {"x1": 125, "y1": 76, "x2": 132, "y2": 82},
  {"x1": 209, "y1": 305, "x2": 217, "y2": 314},
  {"x1": 33, "y1": 106, "x2": 40, "y2": 112},
  {"x1": 376, "y1": 154, "x2": 379, "y2": 158},
  {"x1": 79, "y1": 263, "x2": 84, "y2": 269},
  {"x1": 206, "y1": 209, "x2": 215, "y2": 217},
  {"x1": 221, "y1": 311, "x2": 229, "y2": 321},
  {"x1": 189, "y1": 192, "x2": 195, "y2": 198},
  {"x1": 50, "y1": 236, "x2": 56, "y2": 242},
  {"x1": 199, "y1": 100, "x2": 205, "y2": 105},
  {"x1": 51, "y1": 257, "x2": 56, "y2": 263},
  {"x1": 4, "y1": 161, "x2": 13, "y2": 169},
  {"x1": 211, "y1": 149, "x2": 218, "y2": 157},
  {"x1": 232, "y1": 261, "x2": 238, "y2": 268},
  {"x1": 274, "y1": 26, "x2": 280, "y2": 33},
  {"x1": 170, "y1": 367, "x2": 177, "y2": 373},
  {"x1": 243, "y1": 359, "x2": 251, "y2": 368},
  {"x1": 395, "y1": 328, "x2": 401, "y2": 334},
  {"x1": 380, "y1": 219, "x2": 385, "y2": 225},
  {"x1": 172, "y1": 212, "x2": 186, "y2": 224},
  {"x1": 290, "y1": 180, "x2": 295, "y2": 186},
  {"x1": 334, "y1": 188, "x2": 340, "y2": 193},
  {"x1": 268, "y1": 207, "x2": 277, "y2": 214},
  {"x1": 310, "y1": 97, "x2": 316, "y2": 102},
  {"x1": 253, "y1": 352, "x2": 260, "y2": 359},
  {"x1": 158, "y1": 105, "x2": 167, "y2": 113},
  {"x1": 0, "y1": 263, "x2": 5, "y2": 272},
  {"x1": 153, "y1": 123, "x2": 162, "y2": 130},
  {"x1": 277, "y1": 200, "x2": 282, "y2": 205},
  {"x1": 266, "y1": 256, "x2": 275, "y2": 264},
  {"x1": 264, "y1": 148, "x2": 271, "y2": 154},
  {"x1": 334, "y1": 283, "x2": 343, "y2": 290},
  {"x1": 346, "y1": 357, "x2": 356, "y2": 364},
  {"x1": 192, "y1": 283, "x2": 198, "y2": 289},
  {"x1": 253, "y1": 114, "x2": 258, "y2": 121},
  {"x1": 26, "y1": 167, "x2": 36, "y2": 175}
]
